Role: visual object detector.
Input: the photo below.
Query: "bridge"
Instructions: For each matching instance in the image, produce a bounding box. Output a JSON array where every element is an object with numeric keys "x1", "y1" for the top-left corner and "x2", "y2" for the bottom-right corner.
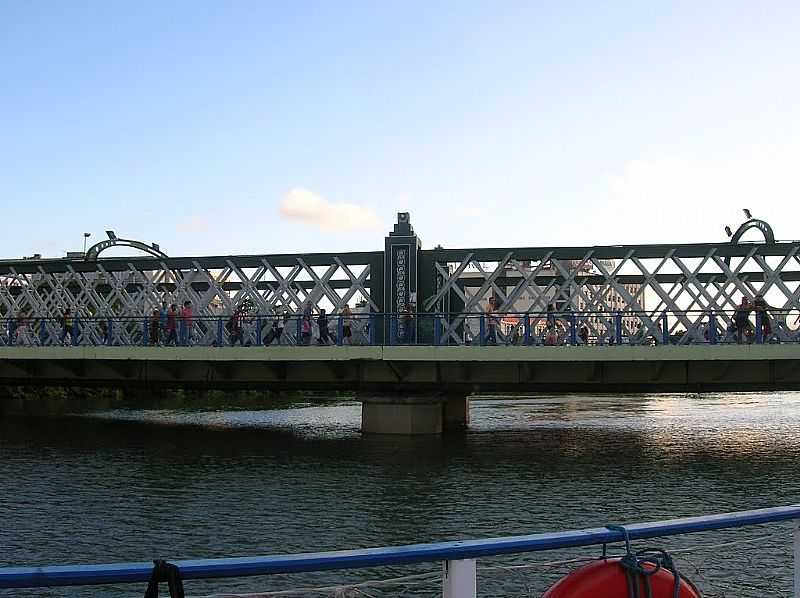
[{"x1": 2, "y1": 212, "x2": 800, "y2": 433}]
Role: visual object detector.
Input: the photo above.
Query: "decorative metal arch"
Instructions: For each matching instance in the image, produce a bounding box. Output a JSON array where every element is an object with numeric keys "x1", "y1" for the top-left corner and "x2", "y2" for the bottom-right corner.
[
  {"x1": 730, "y1": 219, "x2": 775, "y2": 245},
  {"x1": 85, "y1": 237, "x2": 168, "y2": 261},
  {"x1": 724, "y1": 218, "x2": 775, "y2": 266}
]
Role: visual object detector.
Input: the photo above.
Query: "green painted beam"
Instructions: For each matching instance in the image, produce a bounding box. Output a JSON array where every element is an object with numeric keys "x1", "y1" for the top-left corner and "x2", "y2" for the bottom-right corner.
[{"x1": 1, "y1": 344, "x2": 799, "y2": 363}]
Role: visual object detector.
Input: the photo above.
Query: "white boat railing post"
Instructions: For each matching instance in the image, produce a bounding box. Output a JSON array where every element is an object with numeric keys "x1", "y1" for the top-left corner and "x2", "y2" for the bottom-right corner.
[
  {"x1": 794, "y1": 520, "x2": 800, "y2": 598},
  {"x1": 442, "y1": 558, "x2": 477, "y2": 598}
]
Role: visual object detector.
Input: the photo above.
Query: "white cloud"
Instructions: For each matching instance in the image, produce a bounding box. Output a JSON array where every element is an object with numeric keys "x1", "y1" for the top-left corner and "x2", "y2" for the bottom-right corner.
[
  {"x1": 279, "y1": 188, "x2": 382, "y2": 232},
  {"x1": 604, "y1": 145, "x2": 800, "y2": 243}
]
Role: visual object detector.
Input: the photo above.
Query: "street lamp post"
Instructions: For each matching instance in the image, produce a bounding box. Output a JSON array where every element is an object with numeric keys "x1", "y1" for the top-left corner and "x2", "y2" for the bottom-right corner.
[{"x1": 83, "y1": 232, "x2": 91, "y2": 255}]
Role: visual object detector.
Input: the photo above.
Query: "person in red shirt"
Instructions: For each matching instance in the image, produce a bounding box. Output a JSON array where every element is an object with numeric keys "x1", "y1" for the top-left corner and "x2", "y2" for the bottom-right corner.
[
  {"x1": 228, "y1": 305, "x2": 245, "y2": 346},
  {"x1": 180, "y1": 301, "x2": 193, "y2": 346},
  {"x1": 165, "y1": 304, "x2": 178, "y2": 345}
]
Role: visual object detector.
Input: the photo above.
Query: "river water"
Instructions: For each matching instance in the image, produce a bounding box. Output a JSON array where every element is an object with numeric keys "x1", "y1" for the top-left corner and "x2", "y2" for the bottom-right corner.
[{"x1": 2, "y1": 393, "x2": 800, "y2": 597}]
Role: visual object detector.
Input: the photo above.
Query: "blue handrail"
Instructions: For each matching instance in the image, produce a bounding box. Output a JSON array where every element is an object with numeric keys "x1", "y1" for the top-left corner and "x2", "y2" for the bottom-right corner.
[
  {"x1": 2, "y1": 308, "x2": 790, "y2": 348},
  {"x1": 2, "y1": 505, "x2": 799, "y2": 588}
]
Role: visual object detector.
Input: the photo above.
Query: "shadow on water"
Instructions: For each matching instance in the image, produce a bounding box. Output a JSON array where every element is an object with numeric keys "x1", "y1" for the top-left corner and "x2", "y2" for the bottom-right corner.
[{"x1": 2, "y1": 392, "x2": 800, "y2": 596}]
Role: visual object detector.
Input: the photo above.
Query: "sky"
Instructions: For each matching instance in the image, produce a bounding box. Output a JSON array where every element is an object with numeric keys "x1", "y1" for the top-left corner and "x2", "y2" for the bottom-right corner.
[{"x1": 1, "y1": 1, "x2": 799, "y2": 259}]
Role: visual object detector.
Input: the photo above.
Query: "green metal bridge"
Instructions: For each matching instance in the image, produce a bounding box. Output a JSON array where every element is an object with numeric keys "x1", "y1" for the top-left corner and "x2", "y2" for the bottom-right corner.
[{"x1": 3, "y1": 212, "x2": 800, "y2": 432}]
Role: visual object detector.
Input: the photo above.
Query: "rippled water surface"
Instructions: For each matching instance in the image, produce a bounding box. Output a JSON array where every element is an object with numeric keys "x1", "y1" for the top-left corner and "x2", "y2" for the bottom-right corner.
[{"x1": 2, "y1": 393, "x2": 800, "y2": 596}]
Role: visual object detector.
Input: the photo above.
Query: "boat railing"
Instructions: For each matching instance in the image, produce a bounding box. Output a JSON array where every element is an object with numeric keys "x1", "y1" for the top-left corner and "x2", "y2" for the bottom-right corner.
[{"x1": 2, "y1": 505, "x2": 800, "y2": 596}]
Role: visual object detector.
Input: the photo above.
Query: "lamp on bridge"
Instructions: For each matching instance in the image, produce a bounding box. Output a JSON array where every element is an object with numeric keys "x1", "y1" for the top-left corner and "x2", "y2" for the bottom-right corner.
[
  {"x1": 725, "y1": 226, "x2": 733, "y2": 238},
  {"x1": 106, "y1": 230, "x2": 117, "y2": 241},
  {"x1": 743, "y1": 209, "x2": 752, "y2": 220},
  {"x1": 82, "y1": 232, "x2": 91, "y2": 254}
]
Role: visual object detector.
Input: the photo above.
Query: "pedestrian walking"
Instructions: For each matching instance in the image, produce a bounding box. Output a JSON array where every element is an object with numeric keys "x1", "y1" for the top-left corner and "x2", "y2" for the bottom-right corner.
[
  {"x1": 149, "y1": 309, "x2": 160, "y2": 345},
  {"x1": 5, "y1": 315, "x2": 17, "y2": 346},
  {"x1": 317, "y1": 309, "x2": 330, "y2": 345},
  {"x1": 546, "y1": 303, "x2": 556, "y2": 329},
  {"x1": 629, "y1": 323, "x2": 646, "y2": 346},
  {"x1": 753, "y1": 293, "x2": 773, "y2": 341},
  {"x1": 281, "y1": 307, "x2": 291, "y2": 344},
  {"x1": 165, "y1": 304, "x2": 178, "y2": 345},
  {"x1": 579, "y1": 324, "x2": 589, "y2": 345},
  {"x1": 159, "y1": 300, "x2": 169, "y2": 341},
  {"x1": 486, "y1": 297, "x2": 498, "y2": 345},
  {"x1": 59, "y1": 308, "x2": 73, "y2": 345},
  {"x1": 228, "y1": 306, "x2": 245, "y2": 346},
  {"x1": 733, "y1": 297, "x2": 753, "y2": 344},
  {"x1": 276, "y1": 307, "x2": 289, "y2": 344},
  {"x1": 401, "y1": 304, "x2": 416, "y2": 344},
  {"x1": 98, "y1": 318, "x2": 109, "y2": 346},
  {"x1": 341, "y1": 304, "x2": 353, "y2": 345},
  {"x1": 16, "y1": 313, "x2": 31, "y2": 345},
  {"x1": 301, "y1": 314, "x2": 312, "y2": 345},
  {"x1": 180, "y1": 301, "x2": 193, "y2": 346}
]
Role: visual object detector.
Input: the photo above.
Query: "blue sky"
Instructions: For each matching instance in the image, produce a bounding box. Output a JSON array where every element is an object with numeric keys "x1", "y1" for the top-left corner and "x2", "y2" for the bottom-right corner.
[{"x1": 2, "y1": 1, "x2": 799, "y2": 258}]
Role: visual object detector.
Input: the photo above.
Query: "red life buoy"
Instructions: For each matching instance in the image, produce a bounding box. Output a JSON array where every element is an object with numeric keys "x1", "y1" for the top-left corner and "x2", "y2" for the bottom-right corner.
[{"x1": 542, "y1": 558, "x2": 701, "y2": 597}]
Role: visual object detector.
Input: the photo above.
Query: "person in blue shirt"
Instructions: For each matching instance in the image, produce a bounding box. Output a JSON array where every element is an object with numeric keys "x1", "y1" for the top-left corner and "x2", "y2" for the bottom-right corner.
[{"x1": 158, "y1": 301, "x2": 169, "y2": 344}]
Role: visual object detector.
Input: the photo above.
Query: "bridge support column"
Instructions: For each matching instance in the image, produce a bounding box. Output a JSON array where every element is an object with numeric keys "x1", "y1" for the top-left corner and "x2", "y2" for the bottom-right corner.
[
  {"x1": 361, "y1": 396, "x2": 442, "y2": 434},
  {"x1": 443, "y1": 393, "x2": 469, "y2": 431},
  {"x1": 360, "y1": 393, "x2": 468, "y2": 435}
]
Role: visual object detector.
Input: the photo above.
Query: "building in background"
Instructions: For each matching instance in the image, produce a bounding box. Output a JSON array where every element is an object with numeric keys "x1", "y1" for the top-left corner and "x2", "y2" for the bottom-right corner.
[{"x1": 461, "y1": 258, "x2": 643, "y2": 341}]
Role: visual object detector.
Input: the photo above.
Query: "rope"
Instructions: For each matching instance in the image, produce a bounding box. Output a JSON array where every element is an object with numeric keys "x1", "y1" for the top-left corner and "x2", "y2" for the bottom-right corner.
[
  {"x1": 606, "y1": 524, "x2": 700, "y2": 598},
  {"x1": 481, "y1": 554, "x2": 617, "y2": 573},
  {"x1": 669, "y1": 532, "x2": 776, "y2": 555},
  {"x1": 144, "y1": 560, "x2": 186, "y2": 598},
  {"x1": 188, "y1": 571, "x2": 440, "y2": 598}
]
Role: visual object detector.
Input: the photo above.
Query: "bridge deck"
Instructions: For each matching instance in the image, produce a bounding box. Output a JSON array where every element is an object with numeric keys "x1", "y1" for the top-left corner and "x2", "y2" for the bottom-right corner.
[
  {"x1": 2, "y1": 345, "x2": 800, "y2": 393},
  {"x1": 2, "y1": 344, "x2": 800, "y2": 362}
]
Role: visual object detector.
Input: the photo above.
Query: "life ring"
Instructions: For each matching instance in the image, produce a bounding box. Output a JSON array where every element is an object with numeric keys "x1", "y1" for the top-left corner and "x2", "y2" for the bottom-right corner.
[{"x1": 542, "y1": 558, "x2": 701, "y2": 597}]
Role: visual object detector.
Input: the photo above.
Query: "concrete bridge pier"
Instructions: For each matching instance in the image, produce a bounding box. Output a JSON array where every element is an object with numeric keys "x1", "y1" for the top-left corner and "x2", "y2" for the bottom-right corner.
[
  {"x1": 442, "y1": 393, "x2": 469, "y2": 431},
  {"x1": 359, "y1": 392, "x2": 469, "y2": 435}
]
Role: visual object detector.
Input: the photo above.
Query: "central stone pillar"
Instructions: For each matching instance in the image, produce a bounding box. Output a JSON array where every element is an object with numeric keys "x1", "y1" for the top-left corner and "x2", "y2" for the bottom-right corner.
[{"x1": 360, "y1": 393, "x2": 469, "y2": 435}]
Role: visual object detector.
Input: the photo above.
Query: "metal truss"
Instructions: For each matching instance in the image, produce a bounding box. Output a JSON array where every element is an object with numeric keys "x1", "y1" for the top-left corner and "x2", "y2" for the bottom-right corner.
[
  {"x1": 5, "y1": 238, "x2": 800, "y2": 347},
  {"x1": 0, "y1": 253, "x2": 380, "y2": 345},
  {"x1": 423, "y1": 242, "x2": 800, "y2": 345}
]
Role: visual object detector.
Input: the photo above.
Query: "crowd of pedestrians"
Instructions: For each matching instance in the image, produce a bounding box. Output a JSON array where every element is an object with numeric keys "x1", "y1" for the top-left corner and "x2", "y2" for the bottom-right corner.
[
  {"x1": 219, "y1": 300, "x2": 365, "y2": 347},
  {"x1": 0, "y1": 294, "x2": 794, "y2": 347},
  {"x1": 153, "y1": 299, "x2": 364, "y2": 347},
  {"x1": 471, "y1": 295, "x2": 786, "y2": 347}
]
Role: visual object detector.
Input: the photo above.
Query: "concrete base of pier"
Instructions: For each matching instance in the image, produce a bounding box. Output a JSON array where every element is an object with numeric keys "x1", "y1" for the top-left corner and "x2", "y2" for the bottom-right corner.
[
  {"x1": 443, "y1": 393, "x2": 469, "y2": 430},
  {"x1": 360, "y1": 393, "x2": 469, "y2": 435}
]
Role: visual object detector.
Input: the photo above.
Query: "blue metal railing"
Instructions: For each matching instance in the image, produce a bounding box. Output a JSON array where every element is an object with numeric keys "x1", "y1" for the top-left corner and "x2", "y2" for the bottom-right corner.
[
  {"x1": 1, "y1": 505, "x2": 799, "y2": 591},
  {"x1": 0, "y1": 308, "x2": 795, "y2": 348}
]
